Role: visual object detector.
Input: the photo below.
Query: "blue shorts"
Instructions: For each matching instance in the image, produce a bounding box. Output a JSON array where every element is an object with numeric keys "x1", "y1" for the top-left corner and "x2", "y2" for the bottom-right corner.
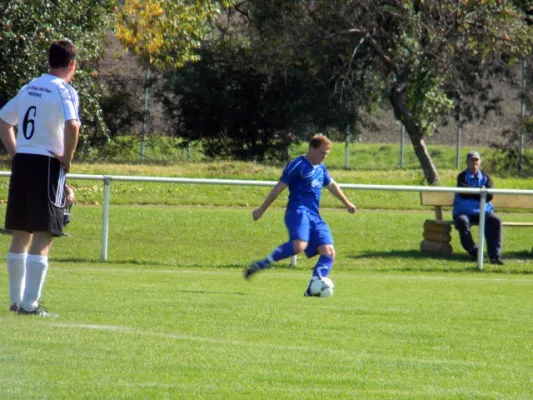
[{"x1": 284, "y1": 209, "x2": 333, "y2": 258}]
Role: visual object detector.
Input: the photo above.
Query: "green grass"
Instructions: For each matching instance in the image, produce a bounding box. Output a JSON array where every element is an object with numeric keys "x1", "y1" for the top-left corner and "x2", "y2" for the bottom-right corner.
[
  {"x1": 3, "y1": 142, "x2": 533, "y2": 210},
  {"x1": 1, "y1": 205, "x2": 533, "y2": 398},
  {"x1": 1, "y1": 205, "x2": 532, "y2": 272},
  {"x1": 1, "y1": 145, "x2": 533, "y2": 398},
  {"x1": 2, "y1": 267, "x2": 532, "y2": 399},
  {"x1": 72, "y1": 136, "x2": 517, "y2": 173}
]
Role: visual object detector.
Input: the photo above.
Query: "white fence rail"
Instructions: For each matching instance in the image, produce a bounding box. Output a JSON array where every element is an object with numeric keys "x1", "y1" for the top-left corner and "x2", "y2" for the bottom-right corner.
[{"x1": 2, "y1": 171, "x2": 533, "y2": 270}]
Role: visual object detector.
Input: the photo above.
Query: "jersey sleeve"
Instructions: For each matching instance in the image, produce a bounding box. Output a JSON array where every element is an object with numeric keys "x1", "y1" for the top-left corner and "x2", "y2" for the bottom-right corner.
[
  {"x1": 58, "y1": 84, "x2": 80, "y2": 122},
  {"x1": 280, "y1": 159, "x2": 302, "y2": 185},
  {"x1": 322, "y1": 165, "x2": 332, "y2": 186},
  {"x1": 0, "y1": 91, "x2": 22, "y2": 125}
]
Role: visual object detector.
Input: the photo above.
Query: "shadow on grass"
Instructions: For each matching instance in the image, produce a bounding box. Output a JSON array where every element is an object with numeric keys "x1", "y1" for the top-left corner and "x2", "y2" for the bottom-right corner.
[
  {"x1": 348, "y1": 250, "x2": 533, "y2": 274},
  {"x1": 54, "y1": 253, "x2": 533, "y2": 275},
  {"x1": 55, "y1": 257, "x2": 251, "y2": 270}
]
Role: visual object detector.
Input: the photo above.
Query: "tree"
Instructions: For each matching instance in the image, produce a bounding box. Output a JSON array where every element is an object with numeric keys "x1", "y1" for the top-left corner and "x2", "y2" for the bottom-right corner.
[
  {"x1": 159, "y1": 41, "x2": 310, "y2": 161},
  {"x1": 239, "y1": 0, "x2": 533, "y2": 185},
  {"x1": 114, "y1": 0, "x2": 234, "y2": 70},
  {"x1": 114, "y1": 0, "x2": 234, "y2": 158},
  {"x1": 0, "y1": 0, "x2": 114, "y2": 149}
]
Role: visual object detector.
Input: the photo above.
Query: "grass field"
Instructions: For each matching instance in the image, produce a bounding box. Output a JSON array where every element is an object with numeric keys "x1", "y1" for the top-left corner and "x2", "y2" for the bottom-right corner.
[
  {"x1": 2, "y1": 266, "x2": 532, "y2": 399},
  {"x1": 1, "y1": 205, "x2": 533, "y2": 399},
  {"x1": 3, "y1": 142, "x2": 533, "y2": 210},
  {"x1": 71, "y1": 137, "x2": 532, "y2": 176},
  {"x1": 1, "y1": 145, "x2": 533, "y2": 398}
]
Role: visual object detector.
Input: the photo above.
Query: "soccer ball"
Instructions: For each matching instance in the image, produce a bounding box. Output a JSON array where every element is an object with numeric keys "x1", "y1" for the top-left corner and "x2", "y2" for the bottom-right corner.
[{"x1": 309, "y1": 277, "x2": 334, "y2": 297}]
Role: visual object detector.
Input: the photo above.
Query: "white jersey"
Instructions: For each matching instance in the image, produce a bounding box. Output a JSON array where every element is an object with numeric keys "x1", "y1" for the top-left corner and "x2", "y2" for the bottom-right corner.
[{"x1": 0, "y1": 74, "x2": 80, "y2": 157}]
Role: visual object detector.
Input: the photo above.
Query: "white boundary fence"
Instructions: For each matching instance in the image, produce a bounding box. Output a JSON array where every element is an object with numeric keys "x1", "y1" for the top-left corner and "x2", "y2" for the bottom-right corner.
[{"x1": 2, "y1": 171, "x2": 533, "y2": 270}]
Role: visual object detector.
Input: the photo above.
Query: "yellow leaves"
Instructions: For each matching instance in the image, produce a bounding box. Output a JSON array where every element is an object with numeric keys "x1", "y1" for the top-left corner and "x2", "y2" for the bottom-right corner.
[
  {"x1": 115, "y1": 0, "x2": 166, "y2": 56},
  {"x1": 114, "y1": 0, "x2": 232, "y2": 69}
]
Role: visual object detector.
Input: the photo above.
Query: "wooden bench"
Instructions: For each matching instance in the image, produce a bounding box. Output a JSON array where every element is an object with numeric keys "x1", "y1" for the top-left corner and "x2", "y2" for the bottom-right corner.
[{"x1": 420, "y1": 192, "x2": 533, "y2": 255}]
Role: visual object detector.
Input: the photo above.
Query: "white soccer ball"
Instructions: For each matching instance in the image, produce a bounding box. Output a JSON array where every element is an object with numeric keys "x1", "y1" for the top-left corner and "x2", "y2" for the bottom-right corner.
[{"x1": 309, "y1": 277, "x2": 334, "y2": 297}]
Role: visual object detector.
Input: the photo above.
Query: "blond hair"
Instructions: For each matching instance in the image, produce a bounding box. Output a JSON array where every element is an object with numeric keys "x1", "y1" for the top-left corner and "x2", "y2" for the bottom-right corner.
[{"x1": 309, "y1": 134, "x2": 332, "y2": 149}]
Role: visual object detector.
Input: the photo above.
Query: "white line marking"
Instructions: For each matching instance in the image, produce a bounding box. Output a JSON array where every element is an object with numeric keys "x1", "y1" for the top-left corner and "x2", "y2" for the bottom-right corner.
[{"x1": 52, "y1": 322, "x2": 485, "y2": 367}]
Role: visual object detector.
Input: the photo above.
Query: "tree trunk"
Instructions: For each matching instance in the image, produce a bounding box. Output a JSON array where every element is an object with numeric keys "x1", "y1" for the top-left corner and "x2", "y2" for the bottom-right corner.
[
  {"x1": 389, "y1": 82, "x2": 441, "y2": 186},
  {"x1": 410, "y1": 135, "x2": 441, "y2": 186}
]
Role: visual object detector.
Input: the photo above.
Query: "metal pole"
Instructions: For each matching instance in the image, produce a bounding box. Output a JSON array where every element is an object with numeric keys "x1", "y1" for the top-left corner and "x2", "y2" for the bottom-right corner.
[
  {"x1": 186, "y1": 142, "x2": 191, "y2": 161},
  {"x1": 101, "y1": 177, "x2": 111, "y2": 261},
  {"x1": 140, "y1": 68, "x2": 151, "y2": 160},
  {"x1": 519, "y1": 56, "x2": 526, "y2": 172},
  {"x1": 344, "y1": 125, "x2": 350, "y2": 169},
  {"x1": 477, "y1": 191, "x2": 487, "y2": 271},
  {"x1": 400, "y1": 124, "x2": 405, "y2": 168},
  {"x1": 456, "y1": 109, "x2": 461, "y2": 170}
]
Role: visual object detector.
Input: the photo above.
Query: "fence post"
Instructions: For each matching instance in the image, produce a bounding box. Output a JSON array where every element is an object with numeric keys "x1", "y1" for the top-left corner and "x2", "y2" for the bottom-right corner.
[
  {"x1": 344, "y1": 125, "x2": 350, "y2": 169},
  {"x1": 477, "y1": 190, "x2": 487, "y2": 271},
  {"x1": 455, "y1": 108, "x2": 461, "y2": 170},
  {"x1": 519, "y1": 56, "x2": 526, "y2": 172},
  {"x1": 101, "y1": 176, "x2": 112, "y2": 261},
  {"x1": 400, "y1": 124, "x2": 405, "y2": 168},
  {"x1": 140, "y1": 68, "x2": 150, "y2": 160}
]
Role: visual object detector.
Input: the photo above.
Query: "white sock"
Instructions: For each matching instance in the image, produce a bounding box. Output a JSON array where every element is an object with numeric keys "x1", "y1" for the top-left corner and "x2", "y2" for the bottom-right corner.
[
  {"x1": 7, "y1": 252, "x2": 27, "y2": 305},
  {"x1": 21, "y1": 255, "x2": 49, "y2": 311}
]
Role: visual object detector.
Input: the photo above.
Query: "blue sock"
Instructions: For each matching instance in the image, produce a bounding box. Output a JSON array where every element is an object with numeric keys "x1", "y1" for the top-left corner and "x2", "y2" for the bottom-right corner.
[
  {"x1": 312, "y1": 255, "x2": 334, "y2": 278},
  {"x1": 256, "y1": 242, "x2": 295, "y2": 269},
  {"x1": 270, "y1": 242, "x2": 295, "y2": 262}
]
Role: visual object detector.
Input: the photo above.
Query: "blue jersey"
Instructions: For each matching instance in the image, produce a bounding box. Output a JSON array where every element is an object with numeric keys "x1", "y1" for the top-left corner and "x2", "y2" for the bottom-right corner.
[{"x1": 280, "y1": 155, "x2": 332, "y2": 215}]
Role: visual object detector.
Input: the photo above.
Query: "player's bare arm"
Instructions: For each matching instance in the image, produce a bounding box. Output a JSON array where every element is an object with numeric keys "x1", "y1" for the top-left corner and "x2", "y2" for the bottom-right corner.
[
  {"x1": 55, "y1": 119, "x2": 80, "y2": 172},
  {"x1": 65, "y1": 184, "x2": 75, "y2": 206},
  {"x1": 253, "y1": 181, "x2": 288, "y2": 221},
  {"x1": 327, "y1": 181, "x2": 356, "y2": 213},
  {"x1": 0, "y1": 118, "x2": 16, "y2": 157}
]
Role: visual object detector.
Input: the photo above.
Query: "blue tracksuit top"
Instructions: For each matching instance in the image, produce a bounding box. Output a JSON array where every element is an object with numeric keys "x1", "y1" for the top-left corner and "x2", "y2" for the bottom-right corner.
[{"x1": 452, "y1": 169, "x2": 494, "y2": 216}]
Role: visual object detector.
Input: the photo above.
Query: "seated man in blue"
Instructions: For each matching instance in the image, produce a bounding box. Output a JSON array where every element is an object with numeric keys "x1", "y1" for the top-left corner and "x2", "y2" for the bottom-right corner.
[
  {"x1": 243, "y1": 134, "x2": 356, "y2": 295},
  {"x1": 453, "y1": 151, "x2": 503, "y2": 265}
]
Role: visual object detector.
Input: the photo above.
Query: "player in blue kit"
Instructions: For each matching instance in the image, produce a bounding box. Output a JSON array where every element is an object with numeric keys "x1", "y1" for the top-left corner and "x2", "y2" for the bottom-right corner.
[{"x1": 244, "y1": 134, "x2": 356, "y2": 295}]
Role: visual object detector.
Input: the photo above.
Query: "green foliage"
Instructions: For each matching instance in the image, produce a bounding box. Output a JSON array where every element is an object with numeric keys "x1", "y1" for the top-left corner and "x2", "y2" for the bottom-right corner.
[
  {"x1": 0, "y1": 0, "x2": 114, "y2": 146},
  {"x1": 405, "y1": 73, "x2": 453, "y2": 136},
  {"x1": 98, "y1": 72, "x2": 144, "y2": 138},
  {"x1": 239, "y1": 1, "x2": 533, "y2": 185},
  {"x1": 485, "y1": 127, "x2": 533, "y2": 177},
  {"x1": 114, "y1": 0, "x2": 234, "y2": 70},
  {"x1": 160, "y1": 41, "x2": 315, "y2": 161},
  {"x1": 76, "y1": 136, "x2": 204, "y2": 162}
]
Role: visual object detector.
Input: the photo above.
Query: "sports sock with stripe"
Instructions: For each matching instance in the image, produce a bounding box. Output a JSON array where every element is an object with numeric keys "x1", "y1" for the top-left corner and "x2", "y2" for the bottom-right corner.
[
  {"x1": 256, "y1": 242, "x2": 296, "y2": 269},
  {"x1": 312, "y1": 255, "x2": 334, "y2": 278}
]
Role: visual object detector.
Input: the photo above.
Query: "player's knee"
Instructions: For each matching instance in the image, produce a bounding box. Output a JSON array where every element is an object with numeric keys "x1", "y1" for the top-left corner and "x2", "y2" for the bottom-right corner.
[
  {"x1": 292, "y1": 241, "x2": 308, "y2": 254},
  {"x1": 454, "y1": 215, "x2": 469, "y2": 230},
  {"x1": 29, "y1": 232, "x2": 54, "y2": 256},
  {"x1": 319, "y1": 245, "x2": 335, "y2": 258},
  {"x1": 9, "y1": 231, "x2": 32, "y2": 253}
]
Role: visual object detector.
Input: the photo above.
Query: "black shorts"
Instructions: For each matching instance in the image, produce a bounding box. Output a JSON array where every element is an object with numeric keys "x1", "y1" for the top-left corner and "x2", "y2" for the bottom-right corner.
[{"x1": 5, "y1": 153, "x2": 67, "y2": 237}]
